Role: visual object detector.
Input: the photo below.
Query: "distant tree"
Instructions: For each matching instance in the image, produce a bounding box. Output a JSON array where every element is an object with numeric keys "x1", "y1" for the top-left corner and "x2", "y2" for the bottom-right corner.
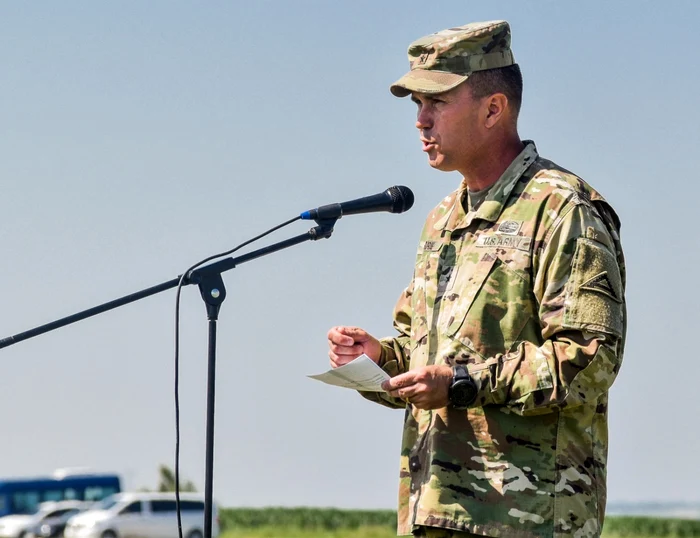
[{"x1": 157, "y1": 464, "x2": 197, "y2": 492}]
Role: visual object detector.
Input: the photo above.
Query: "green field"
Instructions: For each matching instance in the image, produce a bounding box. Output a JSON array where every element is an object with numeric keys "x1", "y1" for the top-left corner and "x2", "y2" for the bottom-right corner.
[
  {"x1": 220, "y1": 527, "x2": 395, "y2": 538},
  {"x1": 217, "y1": 509, "x2": 700, "y2": 537},
  {"x1": 219, "y1": 529, "x2": 687, "y2": 538}
]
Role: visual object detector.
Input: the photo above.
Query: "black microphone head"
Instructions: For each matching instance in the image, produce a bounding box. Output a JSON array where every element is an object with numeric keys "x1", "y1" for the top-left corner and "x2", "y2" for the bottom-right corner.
[{"x1": 386, "y1": 185, "x2": 415, "y2": 214}]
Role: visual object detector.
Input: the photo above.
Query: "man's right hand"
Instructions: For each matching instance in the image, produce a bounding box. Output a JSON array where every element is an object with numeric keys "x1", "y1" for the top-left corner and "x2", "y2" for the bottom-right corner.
[{"x1": 327, "y1": 326, "x2": 382, "y2": 368}]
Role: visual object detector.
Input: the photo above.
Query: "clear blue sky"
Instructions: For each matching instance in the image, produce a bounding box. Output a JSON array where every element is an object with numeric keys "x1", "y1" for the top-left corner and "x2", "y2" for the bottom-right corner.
[{"x1": 1, "y1": 1, "x2": 698, "y2": 509}]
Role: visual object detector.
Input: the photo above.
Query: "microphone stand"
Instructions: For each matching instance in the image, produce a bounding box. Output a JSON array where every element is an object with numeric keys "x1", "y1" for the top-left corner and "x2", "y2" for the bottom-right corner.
[{"x1": 0, "y1": 217, "x2": 338, "y2": 538}]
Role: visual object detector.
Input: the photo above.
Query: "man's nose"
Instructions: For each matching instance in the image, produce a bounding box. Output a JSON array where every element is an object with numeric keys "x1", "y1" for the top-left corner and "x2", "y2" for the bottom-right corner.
[{"x1": 415, "y1": 107, "x2": 432, "y2": 130}]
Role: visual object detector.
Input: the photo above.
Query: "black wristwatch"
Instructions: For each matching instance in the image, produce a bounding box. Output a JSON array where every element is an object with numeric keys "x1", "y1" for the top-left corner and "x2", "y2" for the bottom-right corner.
[{"x1": 448, "y1": 364, "x2": 478, "y2": 409}]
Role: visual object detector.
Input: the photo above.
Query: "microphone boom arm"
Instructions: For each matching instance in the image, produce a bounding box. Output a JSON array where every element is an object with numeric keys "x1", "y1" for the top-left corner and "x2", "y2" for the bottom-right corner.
[{"x1": 0, "y1": 217, "x2": 338, "y2": 350}]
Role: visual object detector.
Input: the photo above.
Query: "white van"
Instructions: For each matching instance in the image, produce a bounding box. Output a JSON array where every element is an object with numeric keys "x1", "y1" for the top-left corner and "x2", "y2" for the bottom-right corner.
[{"x1": 63, "y1": 492, "x2": 219, "y2": 538}]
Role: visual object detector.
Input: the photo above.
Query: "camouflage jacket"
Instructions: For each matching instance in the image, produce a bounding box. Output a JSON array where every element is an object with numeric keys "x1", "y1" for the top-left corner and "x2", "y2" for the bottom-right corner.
[{"x1": 362, "y1": 142, "x2": 626, "y2": 537}]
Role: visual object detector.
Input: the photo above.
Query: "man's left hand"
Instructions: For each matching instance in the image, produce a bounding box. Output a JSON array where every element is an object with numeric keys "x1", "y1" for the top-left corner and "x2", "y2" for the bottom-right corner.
[{"x1": 381, "y1": 365, "x2": 453, "y2": 409}]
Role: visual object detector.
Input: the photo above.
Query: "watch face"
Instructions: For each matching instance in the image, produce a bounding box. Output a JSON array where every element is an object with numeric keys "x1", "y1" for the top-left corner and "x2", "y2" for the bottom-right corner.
[{"x1": 451, "y1": 378, "x2": 477, "y2": 408}]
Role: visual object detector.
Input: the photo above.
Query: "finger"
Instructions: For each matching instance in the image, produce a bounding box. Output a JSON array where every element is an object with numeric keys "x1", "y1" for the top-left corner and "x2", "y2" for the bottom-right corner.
[
  {"x1": 327, "y1": 327, "x2": 356, "y2": 346},
  {"x1": 389, "y1": 386, "x2": 419, "y2": 400},
  {"x1": 336, "y1": 326, "x2": 370, "y2": 342},
  {"x1": 387, "y1": 384, "x2": 415, "y2": 398},
  {"x1": 329, "y1": 351, "x2": 356, "y2": 368},
  {"x1": 381, "y1": 372, "x2": 415, "y2": 392},
  {"x1": 328, "y1": 342, "x2": 365, "y2": 355}
]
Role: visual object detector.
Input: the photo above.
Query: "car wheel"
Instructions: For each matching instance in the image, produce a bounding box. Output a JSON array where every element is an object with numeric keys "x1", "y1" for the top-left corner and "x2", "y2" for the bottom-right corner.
[
  {"x1": 187, "y1": 530, "x2": 203, "y2": 538},
  {"x1": 101, "y1": 531, "x2": 118, "y2": 538}
]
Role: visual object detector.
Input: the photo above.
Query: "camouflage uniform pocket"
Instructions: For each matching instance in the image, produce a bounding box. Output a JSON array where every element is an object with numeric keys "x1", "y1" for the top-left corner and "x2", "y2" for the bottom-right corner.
[
  {"x1": 443, "y1": 251, "x2": 535, "y2": 361},
  {"x1": 444, "y1": 252, "x2": 499, "y2": 341}
]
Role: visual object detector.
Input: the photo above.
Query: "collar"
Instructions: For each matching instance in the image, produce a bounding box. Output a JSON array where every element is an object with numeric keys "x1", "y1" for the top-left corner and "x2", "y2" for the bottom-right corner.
[{"x1": 434, "y1": 141, "x2": 538, "y2": 232}]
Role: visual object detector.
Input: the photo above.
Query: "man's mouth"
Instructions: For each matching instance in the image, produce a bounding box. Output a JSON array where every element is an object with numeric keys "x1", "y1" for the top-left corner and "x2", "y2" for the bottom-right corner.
[{"x1": 421, "y1": 138, "x2": 436, "y2": 151}]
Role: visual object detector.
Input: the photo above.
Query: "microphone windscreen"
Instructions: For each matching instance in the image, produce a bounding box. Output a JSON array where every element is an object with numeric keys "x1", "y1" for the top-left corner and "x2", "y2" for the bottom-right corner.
[{"x1": 387, "y1": 186, "x2": 415, "y2": 214}]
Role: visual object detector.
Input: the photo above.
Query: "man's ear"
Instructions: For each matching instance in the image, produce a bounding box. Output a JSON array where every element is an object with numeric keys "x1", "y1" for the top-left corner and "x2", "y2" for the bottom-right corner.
[{"x1": 484, "y1": 93, "x2": 509, "y2": 128}]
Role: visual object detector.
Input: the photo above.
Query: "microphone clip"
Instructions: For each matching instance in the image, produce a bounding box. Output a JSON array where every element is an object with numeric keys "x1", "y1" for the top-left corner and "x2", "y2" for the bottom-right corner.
[{"x1": 309, "y1": 217, "x2": 338, "y2": 241}]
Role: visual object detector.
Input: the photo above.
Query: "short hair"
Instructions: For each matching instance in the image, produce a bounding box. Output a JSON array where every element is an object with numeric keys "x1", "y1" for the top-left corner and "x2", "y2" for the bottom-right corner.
[{"x1": 466, "y1": 64, "x2": 523, "y2": 120}]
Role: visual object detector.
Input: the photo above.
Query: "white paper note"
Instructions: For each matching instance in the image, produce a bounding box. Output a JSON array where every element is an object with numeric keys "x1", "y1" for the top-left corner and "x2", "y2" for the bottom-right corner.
[{"x1": 308, "y1": 354, "x2": 390, "y2": 392}]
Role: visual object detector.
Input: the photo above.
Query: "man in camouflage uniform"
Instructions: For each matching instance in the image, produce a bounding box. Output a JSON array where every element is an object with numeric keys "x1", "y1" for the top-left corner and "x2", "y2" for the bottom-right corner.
[{"x1": 327, "y1": 20, "x2": 626, "y2": 538}]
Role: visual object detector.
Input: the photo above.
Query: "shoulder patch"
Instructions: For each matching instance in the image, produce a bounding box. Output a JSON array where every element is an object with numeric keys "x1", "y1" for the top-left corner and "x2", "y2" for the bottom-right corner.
[
  {"x1": 564, "y1": 238, "x2": 624, "y2": 336},
  {"x1": 581, "y1": 272, "x2": 622, "y2": 303}
]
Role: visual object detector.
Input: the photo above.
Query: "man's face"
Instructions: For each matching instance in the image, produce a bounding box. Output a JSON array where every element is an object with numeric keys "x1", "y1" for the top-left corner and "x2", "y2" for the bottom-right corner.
[{"x1": 411, "y1": 82, "x2": 486, "y2": 174}]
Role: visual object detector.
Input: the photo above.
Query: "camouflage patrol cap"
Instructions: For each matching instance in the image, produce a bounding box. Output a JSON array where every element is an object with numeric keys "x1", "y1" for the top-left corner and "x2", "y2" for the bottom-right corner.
[{"x1": 390, "y1": 20, "x2": 515, "y2": 97}]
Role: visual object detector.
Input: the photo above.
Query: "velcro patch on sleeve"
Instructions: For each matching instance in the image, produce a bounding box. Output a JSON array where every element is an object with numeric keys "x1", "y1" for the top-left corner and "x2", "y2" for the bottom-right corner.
[
  {"x1": 581, "y1": 271, "x2": 621, "y2": 302},
  {"x1": 564, "y1": 237, "x2": 624, "y2": 336}
]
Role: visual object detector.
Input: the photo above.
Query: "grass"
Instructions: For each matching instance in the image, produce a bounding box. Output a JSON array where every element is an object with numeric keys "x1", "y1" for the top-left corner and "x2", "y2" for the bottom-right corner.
[
  {"x1": 217, "y1": 509, "x2": 700, "y2": 538},
  {"x1": 219, "y1": 528, "x2": 680, "y2": 538},
  {"x1": 220, "y1": 526, "x2": 395, "y2": 538}
]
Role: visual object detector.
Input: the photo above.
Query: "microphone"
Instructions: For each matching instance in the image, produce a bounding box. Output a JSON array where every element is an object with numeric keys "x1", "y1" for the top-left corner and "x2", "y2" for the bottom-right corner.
[{"x1": 300, "y1": 185, "x2": 414, "y2": 220}]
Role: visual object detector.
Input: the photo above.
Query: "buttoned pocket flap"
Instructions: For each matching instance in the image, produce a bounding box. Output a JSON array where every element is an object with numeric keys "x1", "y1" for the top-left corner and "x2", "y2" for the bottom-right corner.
[{"x1": 444, "y1": 252, "x2": 499, "y2": 337}]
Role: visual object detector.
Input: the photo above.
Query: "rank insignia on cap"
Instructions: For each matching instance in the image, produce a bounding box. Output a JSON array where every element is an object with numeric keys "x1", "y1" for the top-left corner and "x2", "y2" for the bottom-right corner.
[
  {"x1": 581, "y1": 271, "x2": 621, "y2": 303},
  {"x1": 390, "y1": 20, "x2": 515, "y2": 98}
]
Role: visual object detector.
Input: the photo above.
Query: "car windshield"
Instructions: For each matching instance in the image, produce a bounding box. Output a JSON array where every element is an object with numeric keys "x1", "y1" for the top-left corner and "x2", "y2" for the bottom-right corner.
[
  {"x1": 42, "y1": 508, "x2": 78, "y2": 520},
  {"x1": 91, "y1": 496, "x2": 119, "y2": 511}
]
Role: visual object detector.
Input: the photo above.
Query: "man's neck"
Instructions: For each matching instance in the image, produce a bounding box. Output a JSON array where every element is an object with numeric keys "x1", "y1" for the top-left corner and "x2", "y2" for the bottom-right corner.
[{"x1": 460, "y1": 137, "x2": 525, "y2": 192}]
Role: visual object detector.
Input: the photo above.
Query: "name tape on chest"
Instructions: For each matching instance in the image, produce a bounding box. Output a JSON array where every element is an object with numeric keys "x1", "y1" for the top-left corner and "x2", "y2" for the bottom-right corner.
[
  {"x1": 476, "y1": 234, "x2": 532, "y2": 251},
  {"x1": 420, "y1": 240, "x2": 443, "y2": 252}
]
